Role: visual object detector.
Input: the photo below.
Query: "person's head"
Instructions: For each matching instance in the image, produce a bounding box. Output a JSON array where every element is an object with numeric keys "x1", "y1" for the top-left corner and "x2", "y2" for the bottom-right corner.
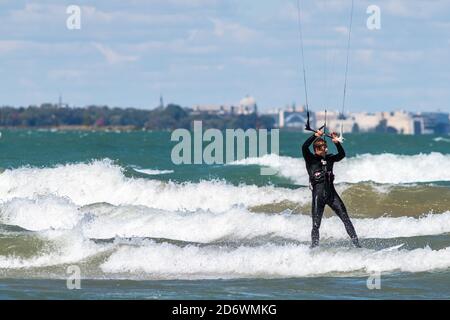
[{"x1": 313, "y1": 138, "x2": 328, "y2": 157}]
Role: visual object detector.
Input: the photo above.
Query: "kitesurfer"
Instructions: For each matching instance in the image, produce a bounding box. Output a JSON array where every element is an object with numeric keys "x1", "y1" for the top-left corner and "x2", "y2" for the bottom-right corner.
[{"x1": 302, "y1": 130, "x2": 360, "y2": 248}]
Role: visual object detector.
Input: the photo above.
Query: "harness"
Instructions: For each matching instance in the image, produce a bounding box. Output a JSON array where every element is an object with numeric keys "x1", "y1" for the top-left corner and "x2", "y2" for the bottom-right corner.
[{"x1": 309, "y1": 159, "x2": 334, "y2": 196}]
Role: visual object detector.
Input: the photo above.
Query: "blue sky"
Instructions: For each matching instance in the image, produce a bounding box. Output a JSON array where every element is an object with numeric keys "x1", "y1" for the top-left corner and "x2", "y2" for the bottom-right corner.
[{"x1": 0, "y1": 0, "x2": 449, "y2": 112}]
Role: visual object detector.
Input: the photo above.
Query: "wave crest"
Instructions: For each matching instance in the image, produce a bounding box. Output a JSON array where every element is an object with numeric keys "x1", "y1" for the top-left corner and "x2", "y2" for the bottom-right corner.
[{"x1": 231, "y1": 153, "x2": 450, "y2": 184}]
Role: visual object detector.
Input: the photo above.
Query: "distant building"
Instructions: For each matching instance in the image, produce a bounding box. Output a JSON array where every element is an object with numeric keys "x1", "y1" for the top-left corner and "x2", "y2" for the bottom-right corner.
[
  {"x1": 283, "y1": 110, "x2": 311, "y2": 129},
  {"x1": 352, "y1": 112, "x2": 383, "y2": 133},
  {"x1": 313, "y1": 110, "x2": 425, "y2": 135},
  {"x1": 191, "y1": 98, "x2": 449, "y2": 135},
  {"x1": 191, "y1": 104, "x2": 234, "y2": 115},
  {"x1": 312, "y1": 111, "x2": 355, "y2": 133},
  {"x1": 261, "y1": 108, "x2": 283, "y2": 128},
  {"x1": 192, "y1": 96, "x2": 257, "y2": 116},
  {"x1": 419, "y1": 112, "x2": 450, "y2": 135},
  {"x1": 57, "y1": 94, "x2": 68, "y2": 108},
  {"x1": 315, "y1": 111, "x2": 349, "y2": 133},
  {"x1": 381, "y1": 110, "x2": 417, "y2": 134},
  {"x1": 263, "y1": 104, "x2": 314, "y2": 130},
  {"x1": 412, "y1": 114, "x2": 425, "y2": 135},
  {"x1": 238, "y1": 95, "x2": 257, "y2": 115}
]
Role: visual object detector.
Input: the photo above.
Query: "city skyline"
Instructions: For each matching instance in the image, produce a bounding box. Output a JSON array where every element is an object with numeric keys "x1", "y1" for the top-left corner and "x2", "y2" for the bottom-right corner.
[
  {"x1": 0, "y1": 0, "x2": 449, "y2": 112},
  {"x1": 2, "y1": 94, "x2": 448, "y2": 115}
]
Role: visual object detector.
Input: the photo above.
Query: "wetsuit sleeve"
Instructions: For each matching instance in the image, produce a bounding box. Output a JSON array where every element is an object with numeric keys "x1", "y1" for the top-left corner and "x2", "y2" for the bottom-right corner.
[
  {"x1": 302, "y1": 134, "x2": 316, "y2": 162},
  {"x1": 329, "y1": 141, "x2": 346, "y2": 162}
]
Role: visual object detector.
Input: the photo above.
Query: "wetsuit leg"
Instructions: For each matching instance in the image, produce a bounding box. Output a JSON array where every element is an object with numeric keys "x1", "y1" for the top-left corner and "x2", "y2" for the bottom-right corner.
[
  {"x1": 311, "y1": 190, "x2": 326, "y2": 248},
  {"x1": 328, "y1": 192, "x2": 361, "y2": 247}
]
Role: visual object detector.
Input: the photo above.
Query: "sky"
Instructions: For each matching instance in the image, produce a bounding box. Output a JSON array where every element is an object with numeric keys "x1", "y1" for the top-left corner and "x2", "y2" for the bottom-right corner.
[{"x1": 0, "y1": 0, "x2": 449, "y2": 112}]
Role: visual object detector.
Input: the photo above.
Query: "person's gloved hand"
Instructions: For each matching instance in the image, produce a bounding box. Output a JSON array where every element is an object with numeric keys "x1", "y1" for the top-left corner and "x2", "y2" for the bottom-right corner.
[{"x1": 331, "y1": 132, "x2": 340, "y2": 143}]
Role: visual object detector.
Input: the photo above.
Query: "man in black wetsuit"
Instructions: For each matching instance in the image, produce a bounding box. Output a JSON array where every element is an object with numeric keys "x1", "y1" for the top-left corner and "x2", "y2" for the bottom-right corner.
[{"x1": 302, "y1": 130, "x2": 360, "y2": 248}]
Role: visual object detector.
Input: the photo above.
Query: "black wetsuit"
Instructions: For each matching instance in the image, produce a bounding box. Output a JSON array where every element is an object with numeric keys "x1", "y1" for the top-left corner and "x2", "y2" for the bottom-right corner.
[{"x1": 302, "y1": 134, "x2": 360, "y2": 248}]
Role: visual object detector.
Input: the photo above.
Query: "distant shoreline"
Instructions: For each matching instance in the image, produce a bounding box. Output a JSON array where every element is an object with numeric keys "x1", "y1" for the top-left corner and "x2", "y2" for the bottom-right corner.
[
  {"x1": 0, "y1": 125, "x2": 139, "y2": 131},
  {"x1": 0, "y1": 126, "x2": 447, "y2": 135},
  {"x1": 0, "y1": 104, "x2": 276, "y2": 131}
]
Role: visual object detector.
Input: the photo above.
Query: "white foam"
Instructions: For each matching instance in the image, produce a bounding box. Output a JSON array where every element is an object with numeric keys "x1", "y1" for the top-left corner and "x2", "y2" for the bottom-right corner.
[
  {"x1": 0, "y1": 196, "x2": 81, "y2": 231},
  {"x1": 81, "y1": 209, "x2": 450, "y2": 242},
  {"x1": 100, "y1": 242, "x2": 450, "y2": 279},
  {"x1": 133, "y1": 168, "x2": 174, "y2": 175},
  {"x1": 230, "y1": 153, "x2": 450, "y2": 184},
  {"x1": 0, "y1": 229, "x2": 111, "y2": 269},
  {"x1": 0, "y1": 160, "x2": 309, "y2": 212},
  {"x1": 2, "y1": 196, "x2": 450, "y2": 242},
  {"x1": 2, "y1": 196, "x2": 450, "y2": 277},
  {"x1": 434, "y1": 137, "x2": 450, "y2": 143}
]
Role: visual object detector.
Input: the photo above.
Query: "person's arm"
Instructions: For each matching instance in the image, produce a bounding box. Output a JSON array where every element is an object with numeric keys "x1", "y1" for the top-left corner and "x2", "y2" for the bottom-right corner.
[
  {"x1": 302, "y1": 134, "x2": 316, "y2": 161},
  {"x1": 329, "y1": 140, "x2": 346, "y2": 162}
]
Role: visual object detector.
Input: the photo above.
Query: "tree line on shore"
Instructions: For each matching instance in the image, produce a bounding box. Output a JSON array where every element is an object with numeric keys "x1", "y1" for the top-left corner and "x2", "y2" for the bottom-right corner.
[{"x1": 0, "y1": 104, "x2": 275, "y2": 130}]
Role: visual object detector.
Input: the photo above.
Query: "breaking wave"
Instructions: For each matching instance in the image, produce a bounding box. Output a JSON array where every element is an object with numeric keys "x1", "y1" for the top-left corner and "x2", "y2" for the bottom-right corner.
[
  {"x1": 0, "y1": 159, "x2": 449, "y2": 279},
  {"x1": 101, "y1": 242, "x2": 450, "y2": 279},
  {"x1": 231, "y1": 153, "x2": 450, "y2": 184}
]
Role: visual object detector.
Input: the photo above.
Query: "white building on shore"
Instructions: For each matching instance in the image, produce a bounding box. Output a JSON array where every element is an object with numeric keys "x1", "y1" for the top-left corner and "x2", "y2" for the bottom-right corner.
[
  {"x1": 192, "y1": 99, "x2": 448, "y2": 135},
  {"x1": 264, "y1": 104, "x2": 314, "y2": 130},
  {"x1": 314, "y1": 110, "x2": 425, "y2": 135},
  {"x1": 192, "y1": 96, "x2": 257, "y2": 116}
]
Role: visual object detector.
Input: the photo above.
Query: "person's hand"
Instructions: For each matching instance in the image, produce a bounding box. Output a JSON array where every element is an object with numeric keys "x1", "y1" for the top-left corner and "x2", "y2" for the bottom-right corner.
[
  {"x1": 314, "y1": 130, "x2": 324, "y2": 137},
  {"x1": 331, "y1": 132, "x2": 340, "y2": 143}
]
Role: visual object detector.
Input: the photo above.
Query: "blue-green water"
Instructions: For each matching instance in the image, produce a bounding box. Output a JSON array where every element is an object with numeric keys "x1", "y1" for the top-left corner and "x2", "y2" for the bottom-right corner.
[
  {"x1": 1, "y1": 272, "x2": 449, "y2": 300},
  {"x1": 0, "y1": 130, "x2": 449, "y2": 299}
]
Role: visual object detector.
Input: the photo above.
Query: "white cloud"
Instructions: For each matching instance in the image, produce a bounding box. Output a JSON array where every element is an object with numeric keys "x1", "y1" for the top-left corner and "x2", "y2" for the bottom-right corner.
[
  {"x1": 132, "y1": 39, "x2": 217, "y2": 55},
  {"x1": 92, "y1": 43, "x2": 139, "y2": 64},
  {"x1": 383, "y1": 1, "x2": 411, "y2": 17},
  {"x1": 278, "y1": 2, "x2": 302, "y2": 22},
  {"x1": 278, "y1": 0, "x2": 352, "y2": 24},
  {"x1": 353, "y1": 49, "x2": 424, "y2": 69},
  {"x1": 18, "y1": 77, "x2": 37, "y2": 88},
  {"x1": 48, "y1": 69, "x2": 86, "y2": 81},
  {"x1": 81, "y1": 5, "x2": 193, "y2": 25},
  {"x1": 383, "y1": 0, "x2": 450, "y2": 18},
  {"x1": 334, "y1": 26, "x2": 349, "y2": 36},
  {"x1": 0, "y1": 40, "x2": 23, "y2": 54},
  {"x1": 168, "y1": 63, "x2": 225, "y2": 73},
  {"x1": 5, "y1": 3, "x2": 195, "y2": 29},
  {"x1": 8, "y1": 3, "x2": 65, "y2": 23},
  {"x1": 313, "y1": 0, "x2": 352, "y2": 12},
  {"x1": 233, "y1": 56, "x2": 272, "y2": 67},
  {"x1": 166, "y1": 0, "x2": 219, "y2": 7},
  {"x1": 210, "y1": 18, "x2": 259, "y2": 43},
  {"x1": 355, "y1": 49, "x2": 374, "y2": 64},
  {"x1": 381, "y1": 50, "x2": 424, "y2": 63},
  {"x1": 0, "y1": 40, "x2": 93, "y2": 58}
]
